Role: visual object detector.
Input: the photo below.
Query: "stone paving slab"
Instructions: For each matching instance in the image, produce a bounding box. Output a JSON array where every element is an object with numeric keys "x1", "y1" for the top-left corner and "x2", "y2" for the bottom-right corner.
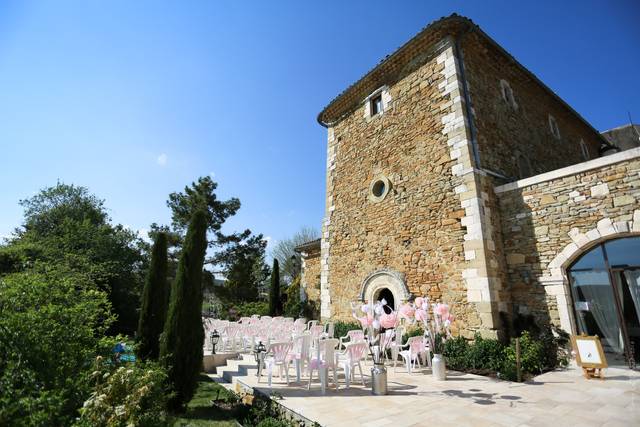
[{"x1": 235, "y1": 361, "x2": 640, "y2": 426}]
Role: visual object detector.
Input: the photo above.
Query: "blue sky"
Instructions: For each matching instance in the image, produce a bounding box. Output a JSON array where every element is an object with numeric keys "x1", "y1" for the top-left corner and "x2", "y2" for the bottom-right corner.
[{"x1": 1, "y1": 0, "x2": 638, "y2": 251}]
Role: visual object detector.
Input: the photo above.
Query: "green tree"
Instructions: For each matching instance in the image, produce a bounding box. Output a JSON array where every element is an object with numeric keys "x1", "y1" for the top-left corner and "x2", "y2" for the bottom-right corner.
[
  {"x1": 0, "y1": 183, "x2": 145, "y2": 334},
  {"x1": 136, "y1": 232, "x2": 169, "y2": 361},
  {"x1": 167, "y1": 176, "x2": 240, "y2": 244},
  {"x1": 269, "y1": 258, "x2": 281, "y2": 316},
  {"x1": 213, "y1": 233, "x2": 269, "y2": 305},
  {"x1": 160, "y1": 210, "x2": 208, "y2": 411}
]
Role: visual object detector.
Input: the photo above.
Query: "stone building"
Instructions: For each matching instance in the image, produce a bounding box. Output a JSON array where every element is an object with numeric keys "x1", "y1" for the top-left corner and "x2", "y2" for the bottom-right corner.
[{"x1": 298, "y1": 15, "x2": 639, "y2": 365}]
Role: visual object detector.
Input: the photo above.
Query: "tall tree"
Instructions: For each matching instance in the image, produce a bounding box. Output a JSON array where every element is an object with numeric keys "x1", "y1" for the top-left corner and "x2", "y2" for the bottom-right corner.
[
  {"x1": 269, "y1": 258, "x2": 281, "y2": 316},
  {"x1": 167, "y1": 176, "x2": 240, "y2": 246},
  {"x1": 160, "y1": 210, "x2": 208, "y2": 411},
  {"x1": 136, "y1": 232, "x2": 169, "y2": 361},
  {"x1": 271, "y1": 226, "x2": 319, "y2": 284},
  {"x1": 0, "y1": 183, "x2": 145, "y2": 334},
  {"x1": 212, "y1": 233, "x2": 269, "y2": 304}
]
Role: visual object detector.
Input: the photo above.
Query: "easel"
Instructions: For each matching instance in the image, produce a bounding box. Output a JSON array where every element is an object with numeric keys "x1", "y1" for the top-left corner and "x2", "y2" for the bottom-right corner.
[
  {"x1": 582, "y1": 366, "x2": 605, "y2": 380},
  {"x1": 571, "y1": 334, "x2": 607, "y2": 380}
]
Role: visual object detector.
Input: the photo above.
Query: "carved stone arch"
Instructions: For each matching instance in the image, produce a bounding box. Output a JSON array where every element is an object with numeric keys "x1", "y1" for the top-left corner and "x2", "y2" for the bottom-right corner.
[
  {"x1": 359, "y1": 269, "x2": 411, "y2": 308},
  {"x1": 540, "y1": 213, "x2": 640, "y2": 334}
]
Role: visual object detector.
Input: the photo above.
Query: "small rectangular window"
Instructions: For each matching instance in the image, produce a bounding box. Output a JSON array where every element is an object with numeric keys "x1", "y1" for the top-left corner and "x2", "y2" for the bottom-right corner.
[{"x1": 371, "y1": 94, "x2": 383, "y2": 115}]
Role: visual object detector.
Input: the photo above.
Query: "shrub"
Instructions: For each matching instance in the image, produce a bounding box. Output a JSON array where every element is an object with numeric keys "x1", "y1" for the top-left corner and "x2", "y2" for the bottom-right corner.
[
  {"x1": 160, "y1": 210, "x2": 208, "y2": 411},
  {"x1": 500, "y1": 331, "x2": 546, "y2": 380},
  {"x1": 443, "y1": 336, "x2": 469, "y2": 371},
  {"x1": 76, "y1": 359, "x2": 168, "y2": 427},
  {"x1": 0, "y1": 269, "x2": 114, "y2": 426},
  {"x1": 465, "y1": 333, "x2": 505, "y2": 372},
  {"x1": 234, "y1": 301, "x2": 269, "y2": 318}
]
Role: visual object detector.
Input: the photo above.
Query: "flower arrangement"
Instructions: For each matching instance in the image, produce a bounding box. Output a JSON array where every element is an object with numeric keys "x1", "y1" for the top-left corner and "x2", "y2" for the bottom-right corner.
[
  {"x1": 398, "y1": 297, "x2": 454, "y2": 354},
  {"x1": 350, "y1": 299, "x2": 398, "y2": 364},
  {"x1": 350, "y1": 296, "x2": 455, "y2": 363}
]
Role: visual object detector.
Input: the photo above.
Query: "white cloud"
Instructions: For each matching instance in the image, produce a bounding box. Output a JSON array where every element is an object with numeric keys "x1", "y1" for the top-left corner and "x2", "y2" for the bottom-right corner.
[
  {"x1": 209, "y1": 171, "x2": 216, "y2": 179},
  {"x1": 138, "y1": 228, "x2": 150, "y2": 242},
  {"x1": 157, "y1": 153, "x2": 168, "y2": 166}
]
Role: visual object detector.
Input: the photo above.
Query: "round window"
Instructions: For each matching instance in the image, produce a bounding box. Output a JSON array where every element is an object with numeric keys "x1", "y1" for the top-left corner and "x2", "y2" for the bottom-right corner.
[
  {"x1": 368, "y1": 175, "x2": 390, "y2": 202},
  {"x1": 372, "y1": 180, "x2": 386, "y2": 197}
]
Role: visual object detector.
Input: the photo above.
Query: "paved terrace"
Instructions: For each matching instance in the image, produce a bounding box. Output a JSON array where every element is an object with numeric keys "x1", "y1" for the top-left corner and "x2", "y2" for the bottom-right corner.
[{"x1": 214, "y1": 355, "x2": 640, "y2": 427}]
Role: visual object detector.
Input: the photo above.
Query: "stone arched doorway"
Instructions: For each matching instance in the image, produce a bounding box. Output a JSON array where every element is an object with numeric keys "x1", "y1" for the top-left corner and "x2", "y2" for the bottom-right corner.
[
  {"x1": 566, "y1": 236, "x2": 640, "y2": 366},
  {"x1": 359, "y1": 269, "x2": 410, "y2": 313}
]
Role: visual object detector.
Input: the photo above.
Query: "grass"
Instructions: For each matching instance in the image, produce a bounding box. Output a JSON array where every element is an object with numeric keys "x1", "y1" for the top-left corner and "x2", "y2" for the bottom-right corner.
[{"x1": 169, "y1": 374, "x2": 248, "y2": 427}]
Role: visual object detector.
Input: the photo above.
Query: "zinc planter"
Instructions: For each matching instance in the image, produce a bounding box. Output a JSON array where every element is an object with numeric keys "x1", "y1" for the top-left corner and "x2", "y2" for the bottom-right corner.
[
  {"x1": 371, "y1": 363, "x2": 388, "y2": 395},
  {"x1": 432, "y1": 354, "x2": 446, "y2": 381}
]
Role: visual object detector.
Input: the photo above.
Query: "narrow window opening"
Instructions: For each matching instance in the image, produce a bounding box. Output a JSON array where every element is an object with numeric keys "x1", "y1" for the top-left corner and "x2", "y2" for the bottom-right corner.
[
  {"x1": 580, "y1": 139, "x2": 590, "y2": 160},
  {"x1": 549, "y1": 114, "x2": 561, "y2": 140},
  {"x1": 371, "y1": 94, "x2": 383, "y2": 116}
]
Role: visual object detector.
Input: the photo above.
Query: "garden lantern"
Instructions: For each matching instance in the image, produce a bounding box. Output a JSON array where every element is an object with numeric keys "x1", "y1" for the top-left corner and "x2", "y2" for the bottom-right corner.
[
  {"x1": 210, "y1": 329, "x2": 220, "y2": 355},
  {"x1": 254, "y1": 341, "x2": 267, "y2": 377}
]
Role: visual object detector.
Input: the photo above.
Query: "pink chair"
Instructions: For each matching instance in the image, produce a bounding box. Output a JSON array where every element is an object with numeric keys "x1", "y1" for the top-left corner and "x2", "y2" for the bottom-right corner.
[
  {"x1": 286, "y1": 333, "x2": 311, "y2": 382},
  {"x1": 262, "y1": 341, "x2": 294, "y2": 388},
  {"x1": 339, "y1": 329, "x2": 365, "y2": 350},
  {"x1": 396, "y1": 336, "x2": 428, "y2": 373},
  {"x1": 336, "y1": 342, "x2": 368, "y2": 388},
  {"x1": 308, "y1": 338, "x2": 339, "y2": 393}
]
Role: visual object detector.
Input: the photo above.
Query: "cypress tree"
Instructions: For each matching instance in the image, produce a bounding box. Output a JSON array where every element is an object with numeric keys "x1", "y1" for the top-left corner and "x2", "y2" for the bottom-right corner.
[
  {"x1": 136, "y1": 232, "x2": 169, "y2": 361},
  {"x1": 269, "y1": 258, "x2": 280, "y2": 316},
  {"x1": 160, "y1": 210, "x2": 208, "y2": 411}
]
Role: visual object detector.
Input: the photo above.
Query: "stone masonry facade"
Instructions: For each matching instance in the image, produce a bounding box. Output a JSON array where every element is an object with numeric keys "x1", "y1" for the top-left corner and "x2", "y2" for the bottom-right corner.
[
  {"x1": 309, "y1": 15, "x2": 628, "y2": 338},
  {"x1": 496, "y1": 148, "x2": 640, "y2": 333}
]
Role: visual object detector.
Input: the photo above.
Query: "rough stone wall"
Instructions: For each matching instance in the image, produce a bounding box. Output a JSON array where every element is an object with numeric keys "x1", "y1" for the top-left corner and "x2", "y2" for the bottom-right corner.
[
  {"x1": 496, "y1": 150, "x2": 640, "y2": 330},
  {"x1": 300, "y1": 251, "x2": 321, "y2": 309},
  {"x1": 321, "y1": 39, "x2": 484, "y2": 334},
  {"x1": 461, "y1": 33, "x2": 603, "y2": 180}
]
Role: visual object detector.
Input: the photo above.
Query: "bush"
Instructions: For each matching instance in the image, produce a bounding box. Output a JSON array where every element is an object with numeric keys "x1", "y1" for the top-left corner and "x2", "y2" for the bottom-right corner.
[
  {"x1": 466, "y1": 334, "x2": 505, "y2": 372},
  {"x1": 499, "y1": 331, "x2": 545, "y2": 380},
  {"x1": 442, "y1": 329, "x2": 568, "y2": 382},
  {"x1": 234, "y1": 301, "x2": 269, "y2": 318},
  {"x1": 443, "y1": 336, "x2": 469, "y2": 371},
  {"x1": 76, "y1": 359, "x2": 168, "y2": 427},
  {"x1": 0, "y1": 269, "x2": 114, "y2": 426}
]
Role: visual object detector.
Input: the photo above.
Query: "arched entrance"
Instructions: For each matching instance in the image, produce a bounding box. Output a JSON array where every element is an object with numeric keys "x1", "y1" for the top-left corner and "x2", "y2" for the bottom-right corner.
[
  {"x1": 359, "y1": 269, "x2": 410, "y2": 313},
  {"x1": 374, "y1": 288, "x2": 395, "y2": 314},
  {"x1": 567, "y1": 237, "x2": 640, "y2": 366}
]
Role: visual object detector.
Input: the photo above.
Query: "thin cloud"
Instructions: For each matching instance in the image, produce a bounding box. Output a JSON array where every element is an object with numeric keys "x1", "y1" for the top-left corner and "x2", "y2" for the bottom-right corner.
[{"x1": 157, "y1": 153, "x2": 168, "y2": 166}]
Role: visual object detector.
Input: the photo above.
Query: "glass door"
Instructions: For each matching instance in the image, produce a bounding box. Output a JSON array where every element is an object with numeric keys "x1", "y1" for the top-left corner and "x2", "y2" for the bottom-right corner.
[{"x1": 568, "y1": 237, "x2": 640, "y2": 367}]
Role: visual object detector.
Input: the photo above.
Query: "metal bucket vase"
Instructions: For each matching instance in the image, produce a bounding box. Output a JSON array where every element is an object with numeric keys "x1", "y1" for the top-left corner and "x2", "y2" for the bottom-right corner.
[
  {"x1": 371, "y1": 363, "x2": 388, "y2": 395},
  {"x1": 432, "y1": 354, "x2": 446, "y2": 381}
]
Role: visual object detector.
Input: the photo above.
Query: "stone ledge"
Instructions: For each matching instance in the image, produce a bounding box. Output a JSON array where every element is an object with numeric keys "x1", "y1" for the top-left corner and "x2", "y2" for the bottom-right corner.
[{"x1": 494, "y1": 147, "x2": 640, "y2": 193}]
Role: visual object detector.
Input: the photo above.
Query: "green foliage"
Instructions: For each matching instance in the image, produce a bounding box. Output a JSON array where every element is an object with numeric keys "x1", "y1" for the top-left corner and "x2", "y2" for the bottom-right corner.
[
  {"x1": 243, "y1": 396, "x2": 296, "y2": 427},
  {"x1": 500, "y1": 331, "x2": 546, "y2": 380},
  {"x1": 0, "y1": 269, "x2": 114, "y2": 426},
  {"x1": 333, "y1": 321, "x2": 362, "y2": 340},
  {"x1": 76, "y1": 359, "x2": 168, "y2": 427},
  {"x1": 442, "y1": 336, "x2": 469, "y2": 371},
  {"x1": 269, "y1": 258, "x2": 281, "y2": 316},
  {"x1": 160, "y1": 210, "x2": 208, "y2": 411},
  {"x1": 213, "y1": 234, "x2": 269, "y2": 304},
  {"x1": 167, "y1": 176, "x2": 240, "y2": 238},
  {"x1": 402, "y1": 325, "x2": 425, "y2": 344},
  {"x1": 282, "y1": 276, "x2": 317, "y2": 319},
  {"x1": 137, "y1": 232, "x2": 169, "y2": 361},
  {"x1": 230, "y1": 301, "x2": 269, "y2": 319},
  {"x1": 442, "y1": 330, "x2": 568, "y2": 382},
  {"x1": 1, "y1": 182, "x2": 145, "y2": 334},
  {"x1": 465, "y1": 334, "x2": 505, "y2": 372}
]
